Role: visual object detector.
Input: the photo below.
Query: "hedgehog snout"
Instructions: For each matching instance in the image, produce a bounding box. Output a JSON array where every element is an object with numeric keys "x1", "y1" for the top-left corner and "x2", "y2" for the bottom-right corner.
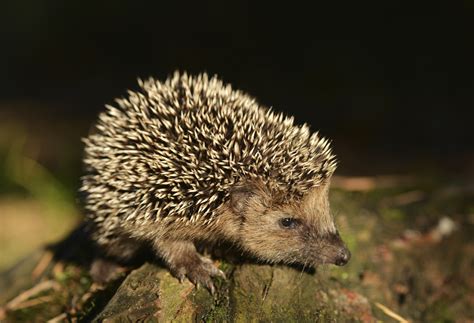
[
  {"x1": 334, "y1": 246, "x2": 351, "y2": 266},
  {"x1": 323, "y1": 231, "x2": 351, "y2": 266}
]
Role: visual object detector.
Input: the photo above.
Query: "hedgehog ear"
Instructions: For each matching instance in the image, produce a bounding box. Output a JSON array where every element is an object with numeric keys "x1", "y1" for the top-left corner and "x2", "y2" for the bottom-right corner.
[{"x1": 229, "y1": 184, "x2": 257, "y2": 217}]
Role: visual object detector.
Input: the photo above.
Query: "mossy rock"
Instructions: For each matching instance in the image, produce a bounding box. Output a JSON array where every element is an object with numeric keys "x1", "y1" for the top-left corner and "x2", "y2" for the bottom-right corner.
[
  {"x1": 1, "y1": 178, "x2": 473, "y2": 321},
  {"x1": 0, "y1": 252, "x2": 372, "y2": 322}
]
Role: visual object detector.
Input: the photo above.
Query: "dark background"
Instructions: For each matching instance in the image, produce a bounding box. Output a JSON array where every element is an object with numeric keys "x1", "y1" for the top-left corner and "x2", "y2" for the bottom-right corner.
[
  {"x1": 1, "y1": 2, "x2": 474, "y2": 318},
  {"x1": 1, "y1": 0, "x2": 473, "y2": 175}
]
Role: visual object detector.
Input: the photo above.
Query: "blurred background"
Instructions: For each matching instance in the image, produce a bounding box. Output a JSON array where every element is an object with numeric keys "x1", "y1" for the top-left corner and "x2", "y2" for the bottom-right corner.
[{"x1": 0, "y1": 1, "x2": 473, "y2": 270}]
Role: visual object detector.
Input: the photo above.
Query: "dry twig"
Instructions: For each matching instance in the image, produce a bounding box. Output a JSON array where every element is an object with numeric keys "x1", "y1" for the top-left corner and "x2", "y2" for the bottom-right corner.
[
  {"x1": 374, "y1": 302, "x2": 410, "y2": 323},
  {"x1": 47, "y1": 312, "x2": 68, "y2": 323},
  {"x1": 13, "y1": 295, "x2": 54, "y2": 310},
  {"x1": 32, "y1": 251, "x2": 54, "y2": 279},
  {"x1": 3, "y1": 280, "x2": 59, "y2": 311}
]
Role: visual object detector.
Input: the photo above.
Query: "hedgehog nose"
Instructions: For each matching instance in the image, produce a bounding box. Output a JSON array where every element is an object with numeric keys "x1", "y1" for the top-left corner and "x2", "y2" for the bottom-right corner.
[{"x1": 334, "y1": 247, "x2": 351, "y2": 266}]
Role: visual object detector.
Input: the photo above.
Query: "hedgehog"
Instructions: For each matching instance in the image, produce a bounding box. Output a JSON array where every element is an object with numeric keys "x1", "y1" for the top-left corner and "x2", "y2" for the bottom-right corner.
[{"x1": 81, "y1": 72, "x2": 350, "y2": 291}]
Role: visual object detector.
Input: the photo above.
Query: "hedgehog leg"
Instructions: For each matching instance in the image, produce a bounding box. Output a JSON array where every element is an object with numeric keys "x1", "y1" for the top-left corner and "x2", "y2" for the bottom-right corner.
[
  {"x1": 99, "y1": 235, "x2": 143, "y2": 261},
  {"x1": 90, "y1": 235, "x2": 143, "y2": 284},
  {"x1": 153, "y1": 239, "x2": 225, "y2": 293},
  {"x1": 90, "y1": 258, "x2": 125, "y2": 284}
]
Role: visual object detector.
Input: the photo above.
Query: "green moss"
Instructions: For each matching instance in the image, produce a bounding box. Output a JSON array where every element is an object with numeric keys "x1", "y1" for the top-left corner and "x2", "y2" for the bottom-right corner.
[{"x1": 380, "y1": 207, "x2": 406, "y2": 221}]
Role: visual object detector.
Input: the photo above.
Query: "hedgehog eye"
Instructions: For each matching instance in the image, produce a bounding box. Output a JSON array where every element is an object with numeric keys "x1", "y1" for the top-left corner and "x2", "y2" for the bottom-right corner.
[{"x1": 279, "y1": 217, "x2": 299, "y2": 229}]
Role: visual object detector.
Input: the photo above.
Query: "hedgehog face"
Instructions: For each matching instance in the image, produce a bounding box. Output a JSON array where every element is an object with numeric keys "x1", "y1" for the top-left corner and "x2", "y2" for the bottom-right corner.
[{"x1": 229, "y1": 181, "x2": 350, "y2": 267}]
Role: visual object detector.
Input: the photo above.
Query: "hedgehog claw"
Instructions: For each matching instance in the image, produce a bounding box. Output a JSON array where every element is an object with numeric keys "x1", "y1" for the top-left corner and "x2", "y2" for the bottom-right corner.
[
  {"x1": 208, "y1": 282, "x2": 216, "y2": 295},
  {"x1": 170, "y1": 254, "x2": 223, "y2": 294},
  {"x1": 216, "y1": 268, "x2": 226, "y2": 279},
  {"x1": 158, "y1": 240, "x2": 224, "y2": 294},
  {"x1": 190, "y1": 259, "x2": 223, "y2": 293}
]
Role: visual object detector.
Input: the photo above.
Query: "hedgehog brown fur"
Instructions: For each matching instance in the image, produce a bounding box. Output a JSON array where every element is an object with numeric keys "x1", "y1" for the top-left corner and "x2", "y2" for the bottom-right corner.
[{"x1": 81, "y1": 72, "x2": 350, "y2": 291}]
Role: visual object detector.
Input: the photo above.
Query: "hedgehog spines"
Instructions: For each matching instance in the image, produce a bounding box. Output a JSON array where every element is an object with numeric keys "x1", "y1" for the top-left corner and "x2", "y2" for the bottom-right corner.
[{"x1": 81, "y1": 72, "x2": 337, "y2": 230}]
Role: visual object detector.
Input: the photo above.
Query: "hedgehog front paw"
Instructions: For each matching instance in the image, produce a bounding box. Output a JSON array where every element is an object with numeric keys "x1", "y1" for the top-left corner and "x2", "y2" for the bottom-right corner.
[
  {"x1": 169, "y1": 254, "x2": 226, "y2": 294},
  {"x1": 155, "y1": 239, "x2": 226, "y2": 294}
]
